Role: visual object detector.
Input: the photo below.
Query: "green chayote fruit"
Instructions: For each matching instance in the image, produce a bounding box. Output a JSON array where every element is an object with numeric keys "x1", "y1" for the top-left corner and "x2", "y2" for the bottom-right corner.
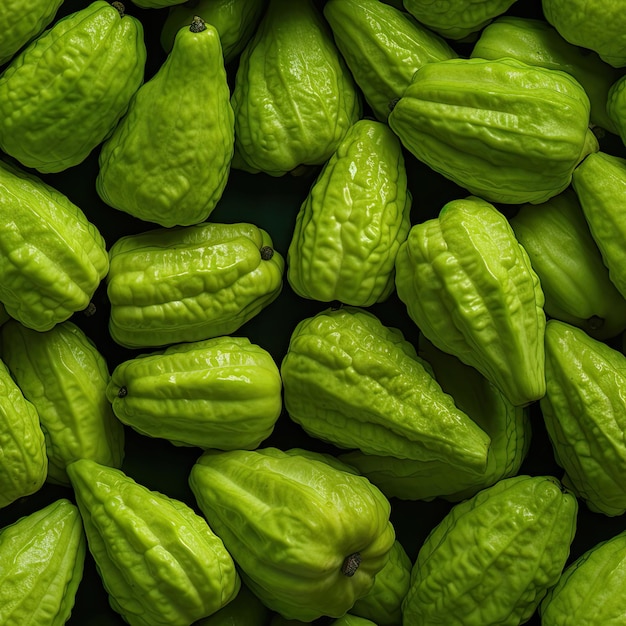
[
  {"x1": 280, "y1": 306, "x2": 491, "y2": 472},
  {"x1": 189, "y1": 447, "x2": 397, "y2": 622},
  {"x1": 388, "y1": 57, "x2": 597, "y2": 205},
  {"x1": 0, "y1": 499, "x2": 85, "y2": 626},
  {"x1": 572, "y1": 151, "x2": 626, "y2": 300},
  {"x1": 606, "y1": 74, "x2": 626, "y2": 145},
  {"x1": 0, "y1": 319, "x2": 124, "y2": 486},
  {"x1": 471, "y1": 15, "x2": 621, "y2": 133},
  {"x1": 0, "y1": 0, "x2": 64, "y2": 67},
  {"x1": 395, "y1": 196, "x2": 546, "y2": 407},
  {"x1": 323, "y1": 0, "x2": 457, "y2": 122},
  {"x1": 0, "y1": 159, "x2": 109, "y2": 331},
  {"x1": 350, "y1": 539, "x2": 411, "y2": 626},
  {"x1": 287, "y1": 119, "x2": 411, "y2": 307},
  {"x1": 402, "y1": 474, "x2": 578, "y2": 625},
  {"x1": 542, "y1": 0, "x2": 626, "y2": 68},
  {"x1": 97, "y1": 16, "x2": 234, "y2": 228},
  {"x1": 510, "y1": 189, "x2": 626, "y2": 340},
  {"x1": 160, "y1": 0, "x2": 267, "y2": 64},
  {"x1": 194, "y1": 583, "x2": 271, "y2": 626},
  {"x1": 0, "y1": 357, "x2": 47, "y2": 509},
  {"x1": 106, "y1": 221, "x2": 284, "y2": 349},
  {"x1": 0, "y1": 0, "x2": 146, "y2": 173},
  {"x1": 540, "y1": 528, "x2": 626, "y2": 625},
  {"x1": 341, "y1": 336, "x2": 531, "y2": 502},
  {"x1": 231, "y1": 0, "x2": 361, "y2": 176},
  {"x1": 402, "y1": 0, "x2": 518, "y2": 40},
  {"x1": 540, "y1": 319, "x2": 626, "y2": 516},
  {"x1": 332, "y1": 616, "x2": 378, "y2": 626},
  {"x1": 67, "y1": 458, "x2": 241, "y2": 626},
  {"x1": 106, "y1": 335, "x2": 282, "y2": 449}
]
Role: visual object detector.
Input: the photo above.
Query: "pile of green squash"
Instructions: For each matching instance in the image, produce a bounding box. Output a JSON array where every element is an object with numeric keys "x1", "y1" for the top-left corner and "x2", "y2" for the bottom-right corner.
[{"x1": 2, "y1": 0, "x2": 626, "y2": 624}]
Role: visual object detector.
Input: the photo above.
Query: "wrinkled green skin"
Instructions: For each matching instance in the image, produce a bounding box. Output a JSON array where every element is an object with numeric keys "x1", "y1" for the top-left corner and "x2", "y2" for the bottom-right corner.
[
  {"x1": 67, "y1": 458, "x2": 241, "y2": 626},
  {"x1": 280, "y1": 306, "x2": 491, "y2": 471},
  {"x1": 0, "y1": 0, "x2": 64, "y2": 66},
  {"x1": 341, "y1": 337, "x2": 531, "y2": 502},
  {"x1": 0, "y1": 357, "x2": 47, "y2": 509},
  {"x1": 231, "y1": 0, "x2": 361, "y2": 176},
  {"x1": 0, "y1": 1, "x2": 146, "y2": 173},
  {"x1": 194, "y1": 583, "x2": 270, "y2": 626},
  {"x1": 471, "y1": 16, "x2": 621, "y2": 133},
  {"x1": 188, "y1": 447, "x2": 396, "y2": 622},
  {"x1": 97, "y1": 19, "x2": 234, "y2": 228},
  {"x1": 0, "y1": 319, "x2": 124, "y2": 486},
  {"x1": 332, "y1": 615, "x2": 378, "y2": 626},
  {"x1": 540, "y1": 529, "x2": 626, "y2": 625},
  {"x1": 0, "y1": 159, "x2": 109, "y2": 331},
  {"x1": 542, "y1": 0, "x2": 626, "y2": 68},
  {"x1": 402, "y1": 475, "x2": 578, "y2": 625},
  {"x1": 394, "y1": 196, "x2": 546, "y2": 407},
  {"x1": 287, "y1": 119, "x2": 411, "y2": 307},
  {"x1": 0, "y1": 499, "x2": 85, "y2": 626},
  {"x1": 607, "y1": 75, "x2": 626, "y2": 146},
  {"x1": 107, "y1": 335, "x2": 282, "y2": 450},
  {"x1": 510, "y1": 189, "x2": 626, "y2": 340},
  {"x1": 323, "y1": 0, "x2": 457, "y2": 122},
  {"x1": 160, "y1": 0, "x2": 267, "y2": 64},
  {"x1": 541, "y1": 320, "x2": 626, "y2": 516},
  {"x1": 350, "y1": 539, "x2": 411, "y2": 626},
  {"x1": 402, "y1": 0, "x2": 518, "y2": 40},
  {"x1": 572, "y1": 151, "x2": 626, "y2": 300},
  {"x1": 388, "y1": 57, "x2": 596, "y2": 205},
  {"x1": 106, "y1": 221, "x2": 284, "y2": 349}
]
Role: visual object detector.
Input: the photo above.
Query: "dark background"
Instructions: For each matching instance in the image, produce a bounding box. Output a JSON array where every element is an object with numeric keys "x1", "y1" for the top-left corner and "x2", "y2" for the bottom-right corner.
[{"x1": 1, "y1": 1, "x2": 626, "y2": 624}]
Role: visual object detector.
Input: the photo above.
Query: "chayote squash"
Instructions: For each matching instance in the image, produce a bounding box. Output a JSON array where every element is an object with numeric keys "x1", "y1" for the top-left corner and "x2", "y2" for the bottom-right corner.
[
  {"x1": 332, "y1": 616, "x2": 378, "y2": 626},
  {"x1": 402, "y1": 0, "x2": 518, "y2": 40},
  {"x1": 287, "y1": 119, "x2": 411, "y2": 307},
  {"x1": 97, "y1": 15, "x2": 234, "y2": 228},
  {"x1": 606, "y1": 73, "x2": 626, "y2": 146},
  {"x1": 106, "y1": 335, "x2": 282, "y2": 449},
  {"x1": 349, "y1": 539, "x2": 411, "y2": 626},
  {"x1": 394, "y1": 195, "x2": 546, "y2": 407},
  {"x1": 341, "y1": 336, "x2": 531, "y2": 502},
  {"x1": 471, "y1": 15, "x2": 621, "y2": 133},
  {"x1": 0, "y1": 0, "x2": 64, "y2": 67},
  {"x1": 323, "y1": 0, "x2": 457, "y2": 122},
  {"x1": 510, "y1": 189, "x2": 626, "y2": 340},
  {"x1": 540, "y1": 528, "x2": 626, "y2": 625},
  {"x1": 542, "y1": 0, "x2": 626, "y2": 68},
  {"x1": 0, "y1": 158, "x2": 109, "y2": 331},
  {"x1": 67, "y1": 457, "x2": 241, "y2": 626},
  {"x1": 388, "y1": 56, "x2": 597, "y2": 205},
  {"x1": 540, "y1": 319, "x2": 626, "y2": 516},
  {"x1": 188, "y1": 447, "x2": 397, "y2": 622},
  {"x1": 571, "y1": 151, "x2": 626, "y2": 300},
  {"x1": 160, "y1": 0, "x2": 267, "y2": 64},
  {"x1": 0, "y1": 319, "x2": 124, "y2": 486},
  {"x1": 131, "y1": 0, "x2": 186, "y2": 8},
  {"x1": 106, "y1": 221, "x2": 284, "y2": 349},
  {"x1": 230, "y1": 0, "x2": 361, "y2": 176},
  {"x1": 402, "y1": 474, "x2": 578, "y2": 625},
  {"x1": 194, "y1": 583, "x2": 271, "y2": 626},
  {"x1": 0, "y1": 498, "x2": 85, "y2": 626},
  {"x1": 0, "y1": 0, "x2": 146, "y2": 173},
  {"x1": 281, "y1": 305, "x2": 491, "y2": 472},
  {"x1": 0, "y1": 356, "x2": 47, "y2": 509}
]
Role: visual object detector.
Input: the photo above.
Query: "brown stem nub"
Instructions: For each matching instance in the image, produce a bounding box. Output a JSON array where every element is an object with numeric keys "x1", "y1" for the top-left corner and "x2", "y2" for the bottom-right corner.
[
  {"x1": 111, "y1": 1, "x2": 125, "y2": 17},
  {"x1": 118, "y1": 386, "x2": 128, "y2": 398},
  {"x1": 190, "y1": 15, "x2": 206, "y2": 33},
  {"x1": 83, "y1": 302, "x2": 97, "y2": 317},
  {"x1": 260, "y1": 245, "x2": 274, "y2": 261},
  {"x1": 341, "y1": 552, "x2": 362, "y2": 577}
]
